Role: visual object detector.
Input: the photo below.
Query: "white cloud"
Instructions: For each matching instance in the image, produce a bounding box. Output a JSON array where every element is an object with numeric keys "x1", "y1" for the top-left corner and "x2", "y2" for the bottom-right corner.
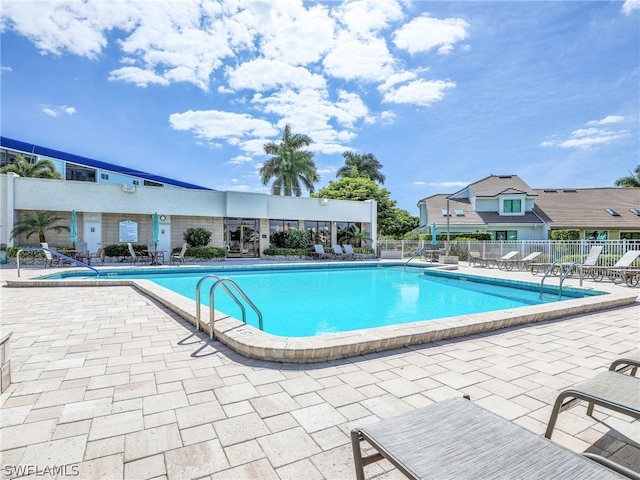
[
  {"x1": 227, "y1": 59, "x2": 326, "y2": 91},
  {"x1": 393, "y1": 14, "x2": 469, "y2": 55},
  {"x1": 587, "y1": 115, "x2": 624, "y2": 126},
  {"x1": 541, "y1": 120, "x2": 630, "y2": 149},
  {"x1": 383, "y1": 79, "x2": 455, "y2": 106},
  {"x1": 1, "y1": 66, "x2": 13, "y2": 72},
  {"x1": 41, "y1": 104, "x2": 76, "y2": 117},
  {"x1": 169, "y1": 109, "x2": 278, "y2": 143},
  {"x1": 622, "y1": 0, "x2": 640, "y2": 15},
  {"x1": 4, "y1": 0, "x2": 465, "y2": 155},
  {"x1": 228, "y1": 155, "x2": 254, "y2": 165},
  {"x1": 429, "y1": 181, "x2": 468, "y2": 188}
]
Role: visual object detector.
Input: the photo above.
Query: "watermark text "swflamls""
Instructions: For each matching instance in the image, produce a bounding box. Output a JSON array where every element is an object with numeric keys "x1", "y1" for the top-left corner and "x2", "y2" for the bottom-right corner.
[{"x1": 3, "y1": 464, "x2": 79, "y2": 477}]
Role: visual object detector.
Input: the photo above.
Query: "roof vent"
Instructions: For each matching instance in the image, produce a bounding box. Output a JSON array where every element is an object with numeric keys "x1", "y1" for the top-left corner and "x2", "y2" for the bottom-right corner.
[
  {"x1": 630, "y1": 208, "x2": 640, "y2": 216},
  {"x1": 543, "y1": 189, "x2": 557, "y2": 193},
  {"x1": 562, "y1": 189, "x2": 577, "y2": 193},
  {"x1": 605, "y1": 208, "x2": 620, "y2": 216}
]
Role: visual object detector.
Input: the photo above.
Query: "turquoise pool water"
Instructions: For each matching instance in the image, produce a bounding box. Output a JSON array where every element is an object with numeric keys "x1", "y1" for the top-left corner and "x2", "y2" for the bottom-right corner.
[{"x1": 48, "y1": 265, "x2": 600, "y2": 337}]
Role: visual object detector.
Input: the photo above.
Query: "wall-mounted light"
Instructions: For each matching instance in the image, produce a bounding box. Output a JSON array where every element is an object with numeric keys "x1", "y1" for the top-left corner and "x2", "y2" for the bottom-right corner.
[
  {"x1": 320, "y1": 198, "x2": 329, "y2": 206},
  {"x1": 160, "y1": 215, "x2": 166, "y2": 221}
]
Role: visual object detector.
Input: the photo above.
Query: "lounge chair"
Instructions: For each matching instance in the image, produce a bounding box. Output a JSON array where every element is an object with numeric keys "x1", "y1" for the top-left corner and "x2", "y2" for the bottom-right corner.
[
  {"x1": 40, "y1": 242, "x2": 59, "y2": 268},
  {"x1": 544, "y1": 357, "x2": 640, "y2": 440},
  {"x1": 312, "y1": 244, "x2": 331, "y2": 260},
  {"x1": 88, "y1": 247, "x2": 104, "y2": 266},
  {"x1": 343, "y1": 244, "x2": 360, "y2": 260},
  {"x1": 170, "y1": 243, "x2": 188, "y2": 265},
  {"x1": 530, "y1": 245, "x2": 604, "y2": 276},
  {"x1": 75, "y1": 241, "x2": 89, "y2": 263},
  {"x1": 497, "y1": 251, "x2": 541, "y2": 271},
  {"x1": 332, "y1": 244, "x2": 354, "y2": 260},
  {"x1": 591, "y1": 250, "x2": 640, "y2": 283},
  {"x1": 609, "y1": 350, "x2": 640, "y2": 376},
  {"x1": 352, "y1": 396, "x2": 637, "y2": 480},
  {"x1": 127, "y1": 242, "x2": 149, "y2": 265},
  {"x1": 483, "y1": 250, "x2": 519, "y2": 269},
  {"x1": 468, "y1": 250, "x2": 484, "y2": 267}
]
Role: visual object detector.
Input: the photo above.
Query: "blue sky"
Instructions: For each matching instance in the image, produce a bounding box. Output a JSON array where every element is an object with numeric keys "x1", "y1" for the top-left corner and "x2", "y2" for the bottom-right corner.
[{"x1": 1, "y1": 0, "x2": 638, "y2": 215}]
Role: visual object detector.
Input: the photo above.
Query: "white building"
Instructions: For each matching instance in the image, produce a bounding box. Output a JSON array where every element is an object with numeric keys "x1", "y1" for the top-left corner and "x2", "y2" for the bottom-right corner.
[{"x1": 0, "y1": 137, "x2": 377, "y2": 257}]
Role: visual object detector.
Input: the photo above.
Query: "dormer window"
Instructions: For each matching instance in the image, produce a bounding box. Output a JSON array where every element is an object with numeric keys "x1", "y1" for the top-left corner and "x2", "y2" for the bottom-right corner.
[{"x1": 503, "y1": 199, "x2": 522, "y2": 213}]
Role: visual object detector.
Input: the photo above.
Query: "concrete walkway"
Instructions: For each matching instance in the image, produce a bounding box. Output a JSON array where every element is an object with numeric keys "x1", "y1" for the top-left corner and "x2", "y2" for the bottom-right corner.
[{"x1": 1, "y1": 262, "x2": 638, "y2": 479}]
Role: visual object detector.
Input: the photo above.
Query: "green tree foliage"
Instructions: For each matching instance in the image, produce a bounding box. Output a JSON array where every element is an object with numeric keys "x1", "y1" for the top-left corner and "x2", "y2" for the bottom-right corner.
[
  {"x1": 385, "y1": 208, "x2": 420, "y2": 238},
  {"x1": 183, "y1": 227, "x2": 212, "y2": 247},
  {"x1": 11, "y1": 211, "x2": 69, "y2": 243},
  {"x1": 614, "y1": 165, "x2": 640, "y2": 187},
  {"x1": 313, "y1": 177, "x2": 417, "y2": 237},
  {"x1": 0, "y1": 154, "x2": 62, "y2": 179},
  {"x1": 260, "y1": 124, "x2": 319, "y2": 196},
  {"x1": 336, "y1": 151, "x2": 385, "y2": 184}
]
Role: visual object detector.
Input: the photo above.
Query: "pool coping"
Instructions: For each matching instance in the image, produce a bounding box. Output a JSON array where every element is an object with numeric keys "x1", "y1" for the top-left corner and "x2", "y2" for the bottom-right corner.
[{"x1": 5, "y1": 263, "x2": 638, "y2": 363}]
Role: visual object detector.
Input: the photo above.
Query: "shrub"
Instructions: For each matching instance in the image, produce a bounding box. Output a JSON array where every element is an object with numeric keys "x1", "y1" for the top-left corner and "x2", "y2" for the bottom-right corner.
[
  {"x1": 183, "y1": 227, "x2": 212, "y2": 247},
  {"x1": 172, "y1": 246, "x2": 226, "y2": 260},
  {"x1": 550, "y1": 229, "x2": 580, "y2": 240},
  {"x1": 263, "y1": 247, "x2": 310, "y2": 257},
  {"x1": 284, "y1": 229, "x2": 310, "y2": 249}
]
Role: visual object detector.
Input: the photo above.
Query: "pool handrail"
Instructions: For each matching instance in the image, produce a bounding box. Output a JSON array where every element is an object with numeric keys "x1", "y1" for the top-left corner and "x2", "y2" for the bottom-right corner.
[
  {"x1": 17, "y1": 247, "x2": 99, "y2": 278},
  {"x1": 209, "y1": 278, "x2": 263, "y2": 340},
  {"x1": 404, "y1": 247, "x2": 430, "y2": 269},
  {"x1": 196, "y1": 275, "x2": 247, "y2": 333}
]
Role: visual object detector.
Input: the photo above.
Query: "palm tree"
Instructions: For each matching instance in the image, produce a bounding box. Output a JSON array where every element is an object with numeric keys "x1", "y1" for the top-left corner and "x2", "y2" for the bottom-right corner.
[
  {"x1": 342, "y1": 225, "x2": 373, "y2": 247},
  {"x1": 11, "y1": 211, "x2": 69, "y2": 243},
  {"x1": 0, "y1": 154, "x2": 62, "y2": 179},
  {"x1": 336, "y1": 151, "x2": 385, "y2": 184},
  {"x1": 260, "y1": 124, "x2": 319, "y2": 196},
  {"x1": 614, "y1": 165, "x2": 640, "y2": 187}
]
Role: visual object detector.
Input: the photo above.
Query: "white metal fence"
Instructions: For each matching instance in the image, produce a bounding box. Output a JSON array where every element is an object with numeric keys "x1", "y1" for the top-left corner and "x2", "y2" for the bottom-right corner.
[{"x1": 376, "y1": 240, "x2": 640, "y2": 268}]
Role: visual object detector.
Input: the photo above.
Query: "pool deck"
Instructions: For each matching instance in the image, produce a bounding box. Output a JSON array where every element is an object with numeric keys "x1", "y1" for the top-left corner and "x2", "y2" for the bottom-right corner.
[{"x1": 0, "y1": 259, "x2": 639, "y2": 479}]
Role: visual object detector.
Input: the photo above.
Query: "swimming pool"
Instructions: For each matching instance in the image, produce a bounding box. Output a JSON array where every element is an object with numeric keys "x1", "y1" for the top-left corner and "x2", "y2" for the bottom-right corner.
[
  {"x1": 42, "y1": 264, "x2": 602, "y2": 335},
  {"x1": 20, "y1": 262, "x2": 635, "y2": 362},
  {"x1": 73, "y1": 265, "x2": 599, "y2": 337}
]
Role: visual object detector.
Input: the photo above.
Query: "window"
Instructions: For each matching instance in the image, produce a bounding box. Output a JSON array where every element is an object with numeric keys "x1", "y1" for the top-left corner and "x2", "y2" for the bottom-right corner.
[
  {"x1": 455, "y1": 209, "x2": 464, "y2": 216},
  {"x1": 620, "y1": 232, "x2": 640, "y2": 240},
  {"x1": 502, "y1": 199, "x2": 522, "y2": 213},
  {"x1": 337, "y1": 222, "x2": 362, "y2": 245},
  {"x1": 305, "y1": 221, "x2": 331, "y2": 246},
  {"x1": 144, "y1": 179, "x2": 163, "y2": 187},
  {"x1": 133, "y1": 180, "x2": 140, "y2": 186},
  {"x1": 0, "y1": 148, "x2": 37, "y2": 167},
  {"x1": 605, "y1": 208, "x2": 620, "y2": 216},
  {"x1": 494, "y1": 230, "x2": 517, "y2": 241},
  {"x1": 630, "y1": 209, "x2": 640, "y2": 216},
  {"x1": 100, "y1": 173, "x2": 109, "y2": 180},
  {"x1": 441, "y1": 209, "x2": 450, "y2": 216},
  {"x1": 585, "y1": 230, "x2": 608, "y2": 240},
  {"x1": 65, "y1": 163, "x2": 96, "y2": 182},
  {"x1": 269, "y1": 220, "x2": 298, "y2": 247}
]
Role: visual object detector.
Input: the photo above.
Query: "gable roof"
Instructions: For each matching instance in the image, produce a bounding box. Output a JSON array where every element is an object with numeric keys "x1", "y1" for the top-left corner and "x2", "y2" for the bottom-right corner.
[
  {"x1": 1, "y1": 136, "x2": 210, "y2": 190},
  {"x1": 448, "y1": 174, "x2": 537, "y2": 199},
  {"x1": 533, "y1": 188, "x2": 640, "y2": 229}
]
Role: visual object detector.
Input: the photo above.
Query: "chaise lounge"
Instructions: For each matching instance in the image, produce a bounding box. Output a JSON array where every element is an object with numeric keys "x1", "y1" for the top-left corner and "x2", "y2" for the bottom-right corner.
[
  {"x1": 351, "y1": 396, "x2": 638, "y2": 479},
  {"x1": 545, "y1": 352, "x2": 640, "y2": 440}
]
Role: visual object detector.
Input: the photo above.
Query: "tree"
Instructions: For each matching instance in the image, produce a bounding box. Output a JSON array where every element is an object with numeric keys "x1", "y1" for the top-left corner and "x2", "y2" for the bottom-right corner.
[
  {"x1": 11, "y1": 211, "x2": 69, "y2": 243},
  {"x1": 342, "y1": 225, "x2": 372, "y2": 247},
  {"x1": 614, "y1": 165, "x2": 640, "y2": 187},
  {"x1": 260, "y1": 124, "x2": 319, "y2": 196},
  {"x1": 386, "y1": 208, "x2": 420, "y2": 238},
  {"x1": 313, "y1": 177, "x2": 397, "y2": 235},
  {"x1": 0, "y1": 154, "x2": 62, "y2": 179},
  {"x1": 336, "y1": 151, "x2": 385, "y2": 184}
]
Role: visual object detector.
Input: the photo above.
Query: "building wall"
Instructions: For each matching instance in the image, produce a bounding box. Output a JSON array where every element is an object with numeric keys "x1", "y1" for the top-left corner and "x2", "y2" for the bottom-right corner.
[{"x1": 1, "y1": 174, "x2": 377, "y2": 255}]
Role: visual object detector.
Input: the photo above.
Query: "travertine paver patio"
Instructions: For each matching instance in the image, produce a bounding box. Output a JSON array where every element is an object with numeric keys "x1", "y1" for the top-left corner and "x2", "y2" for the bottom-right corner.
[{"x1": 0, "y1": 262, "x2": 638, "y2": 479}]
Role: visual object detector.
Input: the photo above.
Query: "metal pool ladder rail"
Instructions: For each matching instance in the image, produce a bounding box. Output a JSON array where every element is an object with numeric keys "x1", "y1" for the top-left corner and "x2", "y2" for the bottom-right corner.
[
  {"x1": 195, "y1": 275, "x2": 263, "y2": 340},
  {"x1": 16, "y1": 247, "x2": 99, "y2": 277},
  {"x1": 404, "y1": 247, "x2": 429, "y2": 269},
  {"x1": 540, "y1": 261, "x2": 582, "y2": 298}
]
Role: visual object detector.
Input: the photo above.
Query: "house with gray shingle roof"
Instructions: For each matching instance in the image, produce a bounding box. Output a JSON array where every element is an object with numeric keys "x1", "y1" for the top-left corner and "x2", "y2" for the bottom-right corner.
[{"x1": 418, "y1": 175, "x2": 640, "y2": 241}]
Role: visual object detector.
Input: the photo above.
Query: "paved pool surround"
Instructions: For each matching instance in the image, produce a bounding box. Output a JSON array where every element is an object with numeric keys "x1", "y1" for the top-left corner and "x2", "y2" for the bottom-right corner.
[{"x1": 6, "y1": 262, "x2": 637, "y2": 363}]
